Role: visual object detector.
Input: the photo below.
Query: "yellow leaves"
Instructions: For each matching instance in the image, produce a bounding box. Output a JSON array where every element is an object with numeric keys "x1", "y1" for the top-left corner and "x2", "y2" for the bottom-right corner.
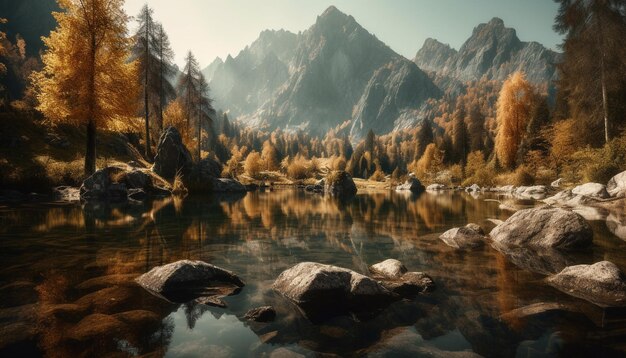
[
  {"x1": 495, "y1": 72, "x2": 535, "y2": 169},
  {"x1": 33, "y1": 0, "x2": 137, "y2": 129}
]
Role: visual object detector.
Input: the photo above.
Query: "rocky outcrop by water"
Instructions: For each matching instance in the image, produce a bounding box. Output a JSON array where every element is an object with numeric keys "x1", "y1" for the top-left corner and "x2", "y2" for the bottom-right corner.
[
  {"x1": 325, "y1": 171, "x2": 357, "y2": 197},
  {"x1": 395, "y1": 176, "x2": 425, "y2": 194},
  {"x1": 490, "y1": 207, "x2": 593, "y2": 249},
  {"x1": 571, "y1": 183, "x2": 610, "y2": 199},
  {"x1": 546, "y1": 261, "x2": 626, "y2": 307},
  {"x1": 439, "y1": 223, "x2": 486, "y2": 249},
  {"x1": 607, "y1": 171, "x2": 626, "y2": 198},
  {"x1": 135, "y1": 260, "x2": 244, "y2": 304},
  {"x1": 152, "y1": 126, "x2": 193, "y2": 181},
  {"x1": 79, "y1": 166, "x2": 172, "y2": 202}
]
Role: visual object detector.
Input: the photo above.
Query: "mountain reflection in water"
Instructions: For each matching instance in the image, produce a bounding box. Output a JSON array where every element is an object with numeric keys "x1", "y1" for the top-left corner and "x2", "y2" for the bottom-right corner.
[{"x1": 1, "y1": 189, "x2": 626, "y2": 357}]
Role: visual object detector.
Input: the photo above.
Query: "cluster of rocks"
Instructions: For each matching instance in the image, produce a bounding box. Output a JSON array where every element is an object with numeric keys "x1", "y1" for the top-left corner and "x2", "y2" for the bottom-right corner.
[
  {"x1": 324, "y1": 171, "x2": 357, "y2": 197},
  {"x1": 78, "y1": 165, "x2": 172, "y2": 202},
  {"x1": 544, "y1": 171, "x2": 626, "y2": 208},
  {"x1": 133, "y1": 258, "x2": 436, "y2": 326},
  {"x1": 436, "y1": 205, "x2": 626, "y2": 307}
]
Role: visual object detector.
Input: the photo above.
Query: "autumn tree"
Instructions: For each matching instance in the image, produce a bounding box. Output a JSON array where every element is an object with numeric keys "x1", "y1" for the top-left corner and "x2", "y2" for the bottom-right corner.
[
  {"x1": 415, "y1": 119, "x2": 434, "y2": 160},
  {"x1": 244, "y1": 151, "x2": 262, "y2": 178},
  {"x1": 451, "y1": 99, "x2": 469, "y2": 164},
  {"x1": 494, "y1": 72, "x2": 535, "y2": 170},
  {"x1": 554, "y1": 0, "x2": 626, "y2": 145},
  {"x1": 33, "y1": 0, "x2": 138, "y2": 175}
]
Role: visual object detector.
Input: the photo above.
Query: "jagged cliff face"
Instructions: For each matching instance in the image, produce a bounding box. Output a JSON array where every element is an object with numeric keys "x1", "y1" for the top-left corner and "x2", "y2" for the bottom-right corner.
[
  {"x1": 414, "y1": 18, "x2": 561, "y2": 88},
  {"x1": 205, "y1": 6, "x2": 440, "y2": 139}
]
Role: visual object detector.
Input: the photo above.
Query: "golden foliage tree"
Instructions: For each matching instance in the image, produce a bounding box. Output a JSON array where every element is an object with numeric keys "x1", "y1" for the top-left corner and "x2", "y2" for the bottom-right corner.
[
  {"x1": 494, "y1": 72, "x2": 535, "y2": 170},
  {"x1": 244, "y1": 151, "x2": 262, "y2": 178},
  {"x1": 33, "y1": 0, "x2": 138, "y2": 175}
]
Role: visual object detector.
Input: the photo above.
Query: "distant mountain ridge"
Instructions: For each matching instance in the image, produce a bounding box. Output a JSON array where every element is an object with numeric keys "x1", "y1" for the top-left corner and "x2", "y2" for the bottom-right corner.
[
  {"x1": 414, "y1": 17, "x2": 561, "y2": 88},
  {"x1": 204, "y1": 10, "x2": 560, "y2": 140}
]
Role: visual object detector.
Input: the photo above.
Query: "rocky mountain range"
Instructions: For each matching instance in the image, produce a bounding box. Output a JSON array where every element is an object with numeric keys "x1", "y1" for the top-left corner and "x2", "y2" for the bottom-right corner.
[
  {"x1": 414, "y1": 17, "x2": 561, "y2": 90},
  {"x1": 203, "y1": 7, "x2": 561, "y2": 140}
]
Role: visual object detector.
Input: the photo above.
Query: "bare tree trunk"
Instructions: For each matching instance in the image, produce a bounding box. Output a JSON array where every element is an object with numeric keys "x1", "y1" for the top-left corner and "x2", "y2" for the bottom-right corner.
[
  {"x1": 85, "y1": 32, "x2": 97, "y2": 176},
  {"x1": 144, "y1": 13, "x2": 152, "y2": 161},
  {"x1": 601, "y1": 54, "x2": 610, "y2": 144}
]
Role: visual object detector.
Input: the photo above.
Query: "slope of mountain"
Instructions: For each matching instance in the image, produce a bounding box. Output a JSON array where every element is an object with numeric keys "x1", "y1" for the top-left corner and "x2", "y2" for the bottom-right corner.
[
  {"x1": 414, "y1": 18, "x2": 561, "y2": 87},
  {"x1": 205, "y1": 6, "x2": 440, "y2": 139}
]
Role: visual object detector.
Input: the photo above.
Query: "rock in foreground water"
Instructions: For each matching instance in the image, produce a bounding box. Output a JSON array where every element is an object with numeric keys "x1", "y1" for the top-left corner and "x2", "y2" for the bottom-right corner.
[
  {"x1": 439, "y1": 223, "x2": 486, "y2": 249},
  {"x1": 490, "y1": 207, "x2": 593, "y2": 249},
  {"x1": 369, "y1": 259, "x2": 407, "y2": 278},
  {"x1": 136, "y1": 260, "x2": 244, "y2": 303},
  {"x1": 571, "y1": 182, "x2": 610, "y2": 199},
  {"x1": 272, "y1": 262, "x2": 394, "y2": 314},
  {"x1": 546, "y1": 261, "x2": 626, "y2": 307}
]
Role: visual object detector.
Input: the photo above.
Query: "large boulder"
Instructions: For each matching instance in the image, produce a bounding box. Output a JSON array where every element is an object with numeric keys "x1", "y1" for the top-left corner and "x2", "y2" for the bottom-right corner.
[
  {"x1": 152, "y1": 126, "x2": 193, "y2": 181},
  {"x1": 489, "y1": 207, "x2": 593, "y2": 249},
  {"x1": 396, "y1": 176, "x2": 425, "y2": 193},
  {"x1": 546, "y1": 261, "x2": 626, "y2": 307},
  {"x1": 272, "y1": 262, "x2": 394, "y2": 314},
  {"x1": 182, "y1": 157, "x2": 224, "y2": 193},
  {"x1": 465, "y1": 184, "x2": 481, "y2": 192},
  {"x1": 135, "y1": 260, "x2": 244, "y2": 303},
  {"x1": 325, "y1": 171, "x2": 357, "y2": 197},
  {"x1": 439, "y1": 223, "x2": 485, "y2": 249},
  {"x1": 80, "y1": 167, "x2": 128, "y2": 202},
  {"x1": 571, "y1": 182, "x2": 610, "y2": 199},
  {"x1": 244, "y1": 306, "x2": 276, "y2": 322},
  {"x1": 607, "y1": 171, "x2": 626, "y2": 198}
]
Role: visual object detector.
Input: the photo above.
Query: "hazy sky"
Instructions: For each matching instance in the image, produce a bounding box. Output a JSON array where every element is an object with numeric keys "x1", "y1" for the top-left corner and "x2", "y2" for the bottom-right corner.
[{"x1": 123, "y1": 0, "x2": 563, "y2": 69}]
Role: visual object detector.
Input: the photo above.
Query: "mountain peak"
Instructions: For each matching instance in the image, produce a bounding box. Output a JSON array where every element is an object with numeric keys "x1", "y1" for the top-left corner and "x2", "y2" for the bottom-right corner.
[
  {"x1": 316, "y1": 5, "x2": 355, "y2": 27},
  {"x1": 487, "y1": 17, "x2": 505, "y2": 28}
]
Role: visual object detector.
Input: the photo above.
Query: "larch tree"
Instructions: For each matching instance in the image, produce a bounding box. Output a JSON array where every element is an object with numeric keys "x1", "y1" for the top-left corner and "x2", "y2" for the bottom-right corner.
[
  {"x1": 451, "y1": 99, "x2": 469, "y2": 164},
  {"x1": 33, "y1": 0, "x2": 138, "y2": 175},
  {"x1": 494, "y1": 72, "x2": 535, "y2": 170},
  {"x1": 153, "y1": 22, "x2": 176, "y2": 135},
  {"x1": 415, "y1": 119, "x2": 433, "y2": 161},
  {"x1": 554, "y1": 0, "x2": 626, "y2": 145}
]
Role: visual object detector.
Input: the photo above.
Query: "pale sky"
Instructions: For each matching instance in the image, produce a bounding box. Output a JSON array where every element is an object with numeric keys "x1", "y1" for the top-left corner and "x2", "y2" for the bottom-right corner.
[{"x1": 123, "y1": 0, "x2": 563, "y2": 69}]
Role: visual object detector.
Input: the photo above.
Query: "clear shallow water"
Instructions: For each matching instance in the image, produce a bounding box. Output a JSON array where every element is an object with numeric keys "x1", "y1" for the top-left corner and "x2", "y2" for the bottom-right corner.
[{"x1": 1, "y1": 189, "x2": 626, "y2": 357}]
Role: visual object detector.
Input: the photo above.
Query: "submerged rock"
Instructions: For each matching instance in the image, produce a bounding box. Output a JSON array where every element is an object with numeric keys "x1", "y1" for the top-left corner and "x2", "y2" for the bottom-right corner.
[
  {"x1": 546, "y1": 261, "x2": 626, "y2": 307},
  {"x1": 369, "y1": 259, "x2": 435, "y2": 296},
  {"x1": 607, "y1": 171, "x2": 626, "y2": 198},
  {"x1": 152, "y1": 126, "x2": 193, "y2": 181},
  {"x1": 489, "y1": 207, "x2": 593, "y2": 249},
  {"x1": 571, "y1": 182, "x2": 610, "y2": 199},
  {"x1": 439, "y1": 223, "x2": 486, "y2": 249},
  {"x1": 244, "y1": 306, "x2": 276, "y2": 322},
  {"x1": 272, "y1": 262, "x2": 394, "y2": 314},
  {"x1": 396, "y1": 176, "x2": 425, "y2": 193},
  {"x1": 325, "y1": 171, "x2": 357, "y2": 197},
  {"x1": 135, "y1": 260, "x2": 244, "y2": 303},
  {"x1": 491, "y1": 241, "x2": 575, "y2": 275}
]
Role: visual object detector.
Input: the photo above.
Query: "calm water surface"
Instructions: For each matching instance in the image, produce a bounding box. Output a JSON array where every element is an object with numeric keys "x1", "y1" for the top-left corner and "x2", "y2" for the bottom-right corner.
[{"x1": 1, "y1": 189, "x2": 626, "y2": 357}]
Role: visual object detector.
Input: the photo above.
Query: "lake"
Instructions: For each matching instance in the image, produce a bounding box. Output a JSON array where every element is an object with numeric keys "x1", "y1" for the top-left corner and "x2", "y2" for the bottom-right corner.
[{"x1": 1, "y1": 189, "x2": 625, "y2": 357}]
